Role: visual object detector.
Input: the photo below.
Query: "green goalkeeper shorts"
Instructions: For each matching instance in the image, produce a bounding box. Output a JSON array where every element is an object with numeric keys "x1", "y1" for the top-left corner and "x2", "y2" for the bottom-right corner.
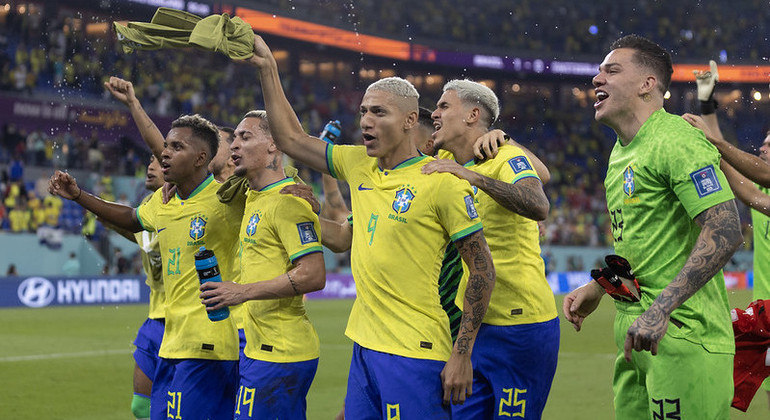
[{"x1": 612, "y1": 305, "x2": 733, "y2": 419}]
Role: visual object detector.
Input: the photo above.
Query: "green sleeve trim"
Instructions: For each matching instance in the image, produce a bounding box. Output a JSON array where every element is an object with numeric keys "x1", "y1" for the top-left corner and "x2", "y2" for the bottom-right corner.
[
  {"x1": 346, "y1": 213, "x2": 353, "y2": 226},
  {"x1": 134, "y1": 208, "x2": 148, "y2": 231},
  {"x1": 326, "y1": 143, "x2": 338, "y2": 179},
  {"x1": 450, "y1": 222, "x2": 483, "y2": 242},
  {"x1": 290, "y1": 246, "x2": 323, "y2": 263},
  {"x1": 511, "y1": 173, "x2": 541, "y2": 184}
]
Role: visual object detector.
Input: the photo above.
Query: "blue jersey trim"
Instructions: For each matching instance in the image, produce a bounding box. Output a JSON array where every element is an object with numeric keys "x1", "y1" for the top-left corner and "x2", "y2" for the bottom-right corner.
[{"x1": 259, "y1": 177, "x2": 293, "y2": 192}]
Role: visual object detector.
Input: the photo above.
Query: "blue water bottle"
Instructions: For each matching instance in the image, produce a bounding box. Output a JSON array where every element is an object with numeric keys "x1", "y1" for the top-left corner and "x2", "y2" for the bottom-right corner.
[{"x1": 194, "y1": 246, "x2": 230, "y2": 321}]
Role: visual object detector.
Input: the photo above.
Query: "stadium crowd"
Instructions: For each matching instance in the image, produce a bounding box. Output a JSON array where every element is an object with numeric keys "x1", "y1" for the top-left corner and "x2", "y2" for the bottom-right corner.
[
  {"x1": 4, "y1": 1, "x2": 770, "y2": 418},
  {"x1": 259, "y1": 0, "x2": 770, "y2": 61},
  {"x1": 0, "y1": 2, "x2": 763, "y2": 250}
]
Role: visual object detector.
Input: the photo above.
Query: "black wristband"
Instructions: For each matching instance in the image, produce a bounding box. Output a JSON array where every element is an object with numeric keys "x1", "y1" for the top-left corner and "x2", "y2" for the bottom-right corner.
[
  {"x1": 700, "y1": 99, "x2": 718, "y2": 115},
  {"x1": 74, "y1": 187, "x2": 83, "y2": 201}
]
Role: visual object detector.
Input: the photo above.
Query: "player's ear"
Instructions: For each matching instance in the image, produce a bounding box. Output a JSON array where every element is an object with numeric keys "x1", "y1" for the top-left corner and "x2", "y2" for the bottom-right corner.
[
  {"x1": 466, "y1": 107, "x2": 481, "y2": 124},
  {"x1": 404, "y1": 110, "x2": 417, "y2": 131},
  {"x1": 640, "y1": 75, "x2": 657, "y2": 97},
  {"x1": 194, "y1": 145, "x2": 209, "y2": 169}
]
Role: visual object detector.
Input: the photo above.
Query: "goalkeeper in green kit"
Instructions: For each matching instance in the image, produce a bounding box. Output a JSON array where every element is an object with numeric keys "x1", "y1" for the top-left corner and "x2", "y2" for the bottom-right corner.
[{"x1": 563, "y1": 35, "x2": 743, "y2": 419}]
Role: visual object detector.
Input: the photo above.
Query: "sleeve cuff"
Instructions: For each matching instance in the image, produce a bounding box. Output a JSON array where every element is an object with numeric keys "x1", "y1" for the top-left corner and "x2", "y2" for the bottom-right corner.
[
  {"x1": 290, "y1": 247, "x2": 323, "y2": 263},
  {"x1": 450, "y1": 222, "x2": 483, "y2": 242}
]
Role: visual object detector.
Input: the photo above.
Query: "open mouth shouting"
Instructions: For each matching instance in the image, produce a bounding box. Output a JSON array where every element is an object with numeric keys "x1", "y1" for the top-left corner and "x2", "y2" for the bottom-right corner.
[{"x1": 594, "y1": 90, "x2": 609, "y2": 108}]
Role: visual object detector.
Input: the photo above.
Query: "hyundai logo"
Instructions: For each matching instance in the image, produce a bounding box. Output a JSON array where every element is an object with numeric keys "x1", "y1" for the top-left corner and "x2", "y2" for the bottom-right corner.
[{"x1": 17, "y1": 277, "x2": 56, "y2": 308}]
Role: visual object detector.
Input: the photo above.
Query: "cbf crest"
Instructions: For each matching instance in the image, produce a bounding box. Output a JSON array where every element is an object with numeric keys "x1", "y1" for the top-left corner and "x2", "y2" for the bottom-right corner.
[
  {"x1": 246, "y1": 212, "x2": 261, "y2": 236},
  {"x1": 189, "y1": 215, "x2": 207, "y2": 240},
  {"x1": 392, "y1": 186, "x2": 416, "y2": 214},
  {"x1": 623, "y1": 166, "x2": 635, "y2": 197}
]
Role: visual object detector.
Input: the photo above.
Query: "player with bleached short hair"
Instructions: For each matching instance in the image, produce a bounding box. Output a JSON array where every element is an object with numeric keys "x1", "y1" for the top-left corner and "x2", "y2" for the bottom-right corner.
[
  {"x1": 242, "y1": 34, "x2": 496, "y2": 418},
  {"x1": 425, "y1": 78, "x2": 558, "y2": 419}
]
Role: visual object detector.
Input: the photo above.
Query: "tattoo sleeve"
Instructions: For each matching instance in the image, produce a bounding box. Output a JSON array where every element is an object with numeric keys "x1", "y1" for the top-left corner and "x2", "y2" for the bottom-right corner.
[
  {"x1": 454, "y1": 229, "x2": 495, "y2": 354},
  {"x1": 475, "y1": 175, "x2": 549, "y2": 221},
  {"x1": 646, "y1": 200, "x2": 742, "y2": 319}
]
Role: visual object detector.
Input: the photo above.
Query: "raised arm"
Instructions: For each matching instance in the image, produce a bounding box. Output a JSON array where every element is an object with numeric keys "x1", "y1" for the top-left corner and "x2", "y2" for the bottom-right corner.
[
  {"x1": 321, "y1": 175, "x2": 350, "y2": 222},
  {"x1": 242, "y1": 35, "x2": 330, "y2": 174},
  {"x1": 320, "y1": 216, "x2": 352, "y2": 253},
  {"x1": 682, "y1": 113, "x2": 770, "y2": 188},
  {"x1": 623, "y1": 200, "x2": 742, "y2": 361},
  {"x1": 441, "y1": 229, "x2": 495, "y2": 405},
  {"x1": 199, "y1": 252, "x2": 326, "y2": 309},
  {"x1": 48, "y1": 170, "x2": 142, "y2": 232},
  {"x1": 104, "y1": 77, "x2": 165, "y2": 161},
  {"x1": 721, "y1": 160, "x2": 770, "y2": 216},
  {"x1": 422, "y1": 160, "x2": 549, "y2": 221},
  {"x1": 318, "y1": 121, "x2": 351, "y2": 222}
]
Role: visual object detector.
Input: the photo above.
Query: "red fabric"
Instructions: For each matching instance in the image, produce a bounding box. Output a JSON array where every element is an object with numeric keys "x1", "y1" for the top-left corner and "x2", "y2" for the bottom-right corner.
[{"x1": 731, "y1": 299, "x2": 770, "y2": 411}]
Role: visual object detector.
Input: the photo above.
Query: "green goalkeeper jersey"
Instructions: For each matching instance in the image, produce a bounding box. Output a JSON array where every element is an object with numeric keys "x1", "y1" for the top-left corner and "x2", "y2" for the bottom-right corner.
[
  {"x1": 604, "y1": 108, "x2": 735, "y2": 354},
  {"x1": 752, "y1": 185, "x2": 770, "y2": 299}
]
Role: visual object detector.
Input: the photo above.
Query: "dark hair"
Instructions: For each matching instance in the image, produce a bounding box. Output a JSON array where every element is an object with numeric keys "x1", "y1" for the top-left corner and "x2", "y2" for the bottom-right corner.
[
  {"x1": 417, "y1": 107, "x2": 434, "y2": 130},
  {"x1": 171, "y1": 114, "x2": 219, "y2": 161},
  {"x1": 217, "y1": 126, "x2": 235, "y2": 143},
  {"x1": 610, "y1": 34, "x2": 673, "y2": 94}
]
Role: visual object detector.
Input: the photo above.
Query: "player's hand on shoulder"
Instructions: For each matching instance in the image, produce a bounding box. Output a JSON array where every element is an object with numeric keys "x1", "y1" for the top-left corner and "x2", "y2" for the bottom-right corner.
[
  {"x1": 473, "y1": 129, "x2": 509, "y2": 160},
  {"x1": 681, "y1": 113, "x2": 718, "y2": 144},
  {"x1": 161, "y1": 182, "x2": 176, "y2": 204},
  {"x1": 422, "y1": 159, "x2": 476, "y2": 183},
  {"x1": 280, "y1": 183, "x2": 321, "y2": 214}
]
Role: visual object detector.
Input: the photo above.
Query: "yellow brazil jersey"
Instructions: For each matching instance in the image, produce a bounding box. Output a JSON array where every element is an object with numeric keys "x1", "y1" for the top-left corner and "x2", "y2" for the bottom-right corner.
[
  {"x1": 135, "y1": 174, "x2": 240, "y2": 360},
  {"x1": 439, "y1": 145, "x2": 557, "y2": 325},
  {"x1": 135, "y1": 194, "x2": 165, "y2": 320},
  {"x1": 239, "y1": 178, "x2": 323, "y2": 363},
  {"x1": 215, "y1": 177, "x2": 248, "y2": 331},
  {"x1": 327, "y1": 144, "x2": 483, "y2": 361}
]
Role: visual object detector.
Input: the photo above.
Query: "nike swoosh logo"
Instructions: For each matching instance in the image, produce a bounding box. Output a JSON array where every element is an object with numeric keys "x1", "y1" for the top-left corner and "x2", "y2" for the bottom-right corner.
[
  {"x1": 157, "y1": 228, "x2": 167, "y2": 233},
  {"x1": 357, "y1": 183, "x2": 373, "y2": 191}
]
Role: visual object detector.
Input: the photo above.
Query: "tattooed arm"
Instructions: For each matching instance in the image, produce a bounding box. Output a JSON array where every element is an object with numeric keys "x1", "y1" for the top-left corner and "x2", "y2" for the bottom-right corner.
[
  {"x1": 422, "y1": 159, "x2": 549, "y2": 221},
  {"x1": 623, "y1": 200, "x2": 742, "y2": 362},
  {"x1": 473, "y1": 175, "x2": 549, "y2": 221},
  {"x1": 440, "y1": 229, "x2": 495, "y2": 405}
]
